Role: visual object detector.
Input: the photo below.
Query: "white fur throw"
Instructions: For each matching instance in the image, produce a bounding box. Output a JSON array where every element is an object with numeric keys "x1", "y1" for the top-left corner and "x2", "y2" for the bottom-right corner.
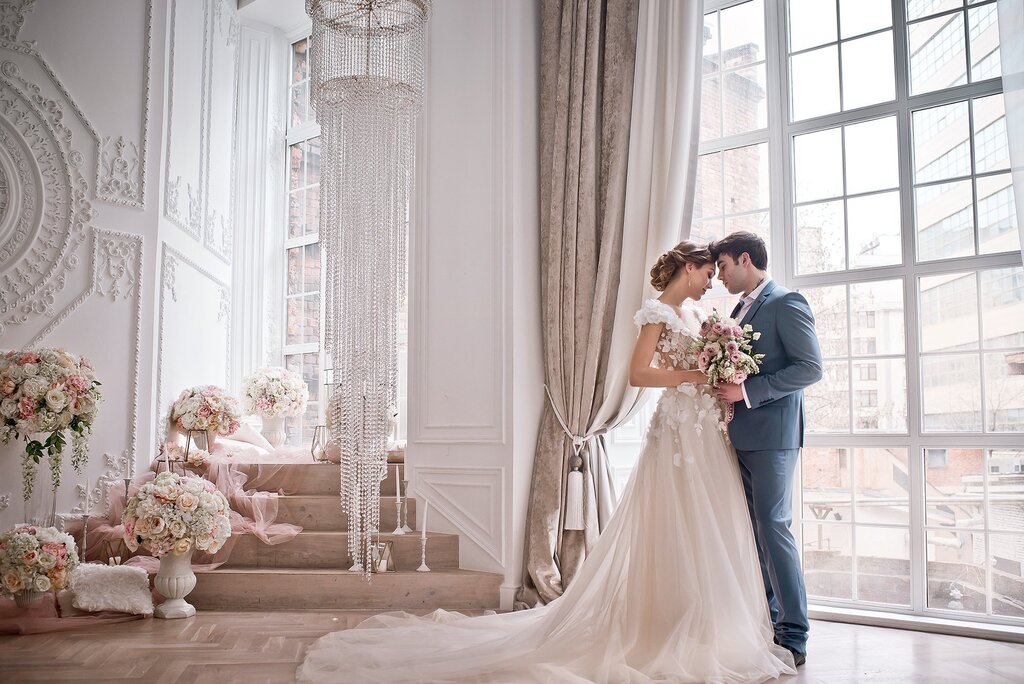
[{"x1": 70, "y1": 563, "x2": 154, "y2": 615}]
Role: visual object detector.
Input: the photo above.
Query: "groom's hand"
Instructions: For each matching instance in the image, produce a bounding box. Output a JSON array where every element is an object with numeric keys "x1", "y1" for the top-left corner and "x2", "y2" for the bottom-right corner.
[{"x1": 714, "y1": 383, "x2": 744, "y2": 404}]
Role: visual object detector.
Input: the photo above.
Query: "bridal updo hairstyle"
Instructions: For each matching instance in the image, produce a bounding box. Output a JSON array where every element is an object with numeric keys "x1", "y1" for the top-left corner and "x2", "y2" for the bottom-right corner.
[{"x1": 649, "y1": 241, "x2": 713, "y2": 292}]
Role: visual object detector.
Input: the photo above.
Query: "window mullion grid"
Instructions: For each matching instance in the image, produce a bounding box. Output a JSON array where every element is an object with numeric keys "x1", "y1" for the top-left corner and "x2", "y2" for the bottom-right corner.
[{"x1": 888, "y1": 0, "x2": 928, "y2": 613}]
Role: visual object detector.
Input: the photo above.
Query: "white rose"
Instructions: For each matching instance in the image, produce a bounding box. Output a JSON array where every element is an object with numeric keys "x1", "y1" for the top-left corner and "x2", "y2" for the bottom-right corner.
[
  {"x1": 37, "y1": 552, "x2": 57, "y2": 570},
  {"x1": 22, "y1": 376, "x2": 48, "y2": 398},
  {"x1": 23, "y1": 363, "x2": 38, "y2": 377},
  {"x1": 34, "y1": 575, "x2": 51, "y2": 592},
  {"x1": 0, "y1": 397, "x2": 18, "y2": 418},
  {"x1": 45, "y1": 388, "x2": 67, "y2": 412},
  {"x1": 7, "y1": 366, "x2": 24, "y2": 382}
]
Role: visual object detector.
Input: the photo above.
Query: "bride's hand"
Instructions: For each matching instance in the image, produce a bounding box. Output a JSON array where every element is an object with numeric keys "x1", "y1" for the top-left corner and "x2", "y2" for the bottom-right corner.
[{"x1": 689, "y1": 371, "x2": 710, "y2": 385}]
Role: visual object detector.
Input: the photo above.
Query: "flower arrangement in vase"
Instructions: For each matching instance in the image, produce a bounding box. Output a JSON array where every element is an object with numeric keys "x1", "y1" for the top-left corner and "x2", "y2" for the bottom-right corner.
[
  {"x1": 0, "y1": 524, "x2": 80, "y2": 607},
  {"x1": 169, "y1": 385, "x2": 241, "y2": 451},
  {"x1": 122, "y1": 471, "x2": 232, "y2": 618},
  {"x1": 241, "y1": 367, "x2": 308, "y2": 447},
  {"x1": 0, "y1": 349, "x2": 102, "y2": 501}
]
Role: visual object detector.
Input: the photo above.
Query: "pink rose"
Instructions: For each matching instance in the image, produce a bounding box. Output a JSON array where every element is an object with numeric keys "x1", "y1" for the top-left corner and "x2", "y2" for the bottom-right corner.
[
  {"x1": 0, "y1": 379, "x2": 14, "y2": 395},
  {"x1": 726, "y1": 341, "x2": 739, "y2": 354},
  {"x1": 733, "y1": 371, "x2": 748, "y2": 384},
  {"x1": 17, "y1": 396, "x2": 36, "y2": 419},
  {"x1": 712, "y1": 322, "x2": 726, "y2": 335},
  {"x1": 730, "y1": 352, "x2": 741, "y2": 363},
  {"x1": 20, "y1": 353, "x2": 40, "y2": 364},
  {"x1": 731, "y1": 326, "x2": 743, "y2": 337}
]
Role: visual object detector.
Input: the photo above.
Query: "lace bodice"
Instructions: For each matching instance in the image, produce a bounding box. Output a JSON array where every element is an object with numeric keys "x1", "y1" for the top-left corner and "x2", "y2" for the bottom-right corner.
[
  {"x1": 634, "y1": 298, "x2": 726, "y2": 442},
  {"x1": 633, "y1": 298, "x2": 706, "y2": 371}
]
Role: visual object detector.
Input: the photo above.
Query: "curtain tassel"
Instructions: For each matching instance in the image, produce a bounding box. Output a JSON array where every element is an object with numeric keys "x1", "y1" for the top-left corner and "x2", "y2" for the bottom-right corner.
[{"x1": 564, "y1": 462, "x2": 585, "y2": 531}]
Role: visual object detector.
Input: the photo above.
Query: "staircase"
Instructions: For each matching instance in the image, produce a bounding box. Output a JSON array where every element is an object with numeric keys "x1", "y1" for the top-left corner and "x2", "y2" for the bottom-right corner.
[{"x1": 187, "y1": 462, "x2": 502, "y2": 611}]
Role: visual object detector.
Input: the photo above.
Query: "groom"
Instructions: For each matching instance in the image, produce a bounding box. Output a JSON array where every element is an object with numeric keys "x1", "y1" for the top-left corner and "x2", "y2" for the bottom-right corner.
[{"x1": 709, "y1": 232, "x2": 822, "y2": 666}]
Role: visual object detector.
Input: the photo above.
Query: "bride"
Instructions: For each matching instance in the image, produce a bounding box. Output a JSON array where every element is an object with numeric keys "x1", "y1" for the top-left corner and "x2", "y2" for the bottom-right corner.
[{"x1": 298, "y1": 241, "x2": 795, "y2": 683}]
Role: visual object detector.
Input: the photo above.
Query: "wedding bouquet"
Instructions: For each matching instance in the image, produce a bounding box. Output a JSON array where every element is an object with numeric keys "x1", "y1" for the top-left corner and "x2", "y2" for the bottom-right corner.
[
  {"x1": 693, "y1": 313, "x2": 765, "y2": 387},
  {"x1": 0, "y1": 349, "x2": 102, "y2": 500},
  {"x1": 122, "y1": 471, "x2": 231, "y2": 558},
  {"x1": 0, "y1": 524, "x2": 80, "y2": 599},
  {"x1": 170, "y1": 385, "x2": 241, "y2": 436},
  {"x1": 241, "y1": 367, "x2": 308, "y2": 418}
]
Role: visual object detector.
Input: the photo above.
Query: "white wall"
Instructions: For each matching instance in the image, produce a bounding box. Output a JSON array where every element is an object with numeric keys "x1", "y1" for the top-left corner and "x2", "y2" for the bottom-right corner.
[
  {"x1": 0, "y1": 0, "x2": 543, "y2": 611},
  {"x1": 407, "y1": 0, "x2": 543, "y2": 610},
  {"x1": 0, "y1": 0, "x2": 239, "y2": 529}
]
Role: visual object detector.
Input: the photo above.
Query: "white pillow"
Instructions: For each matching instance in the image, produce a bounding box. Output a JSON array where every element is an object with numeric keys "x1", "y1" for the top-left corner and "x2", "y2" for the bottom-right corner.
[{"x1": 70, "y1": 563, "x2": 154, "y2": 616}]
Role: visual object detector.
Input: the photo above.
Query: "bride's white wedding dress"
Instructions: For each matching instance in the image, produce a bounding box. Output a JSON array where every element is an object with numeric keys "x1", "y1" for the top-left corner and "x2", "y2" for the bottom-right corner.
[{"x1": 297, "y1": 299, "x2": 795, "y2": 683}]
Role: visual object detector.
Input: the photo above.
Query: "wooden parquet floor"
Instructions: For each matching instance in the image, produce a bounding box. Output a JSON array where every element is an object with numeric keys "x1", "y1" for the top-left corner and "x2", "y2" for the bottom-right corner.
[{"x1": 1, "y1": 613, "x2": 1022, "y2": 684}]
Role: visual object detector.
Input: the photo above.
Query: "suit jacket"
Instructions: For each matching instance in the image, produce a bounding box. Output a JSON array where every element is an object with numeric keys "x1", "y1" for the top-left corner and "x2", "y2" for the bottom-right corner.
[{"x1": 728, "y1": 280, "x2": 823, "y2": 451}]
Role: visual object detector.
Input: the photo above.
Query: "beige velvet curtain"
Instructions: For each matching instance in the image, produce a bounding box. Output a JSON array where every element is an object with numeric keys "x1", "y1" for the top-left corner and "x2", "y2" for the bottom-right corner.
[
  {"x1": 515, "y1": 0, "x2": 641, "y2": 609},
  {"x1": 516, "y1": 0, "x2": 706, "y2": 609}
]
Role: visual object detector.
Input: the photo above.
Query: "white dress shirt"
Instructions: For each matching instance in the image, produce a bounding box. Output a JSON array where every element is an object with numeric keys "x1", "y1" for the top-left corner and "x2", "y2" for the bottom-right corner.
[{"x1": 736, "y1": 277, "x2": 771, "y2": 409}]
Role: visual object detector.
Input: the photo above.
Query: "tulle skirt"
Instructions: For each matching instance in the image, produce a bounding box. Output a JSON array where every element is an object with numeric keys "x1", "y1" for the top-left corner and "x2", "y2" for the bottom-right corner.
[{"x1": 297, "y1": 387, "x2": 795, "y2": 683}]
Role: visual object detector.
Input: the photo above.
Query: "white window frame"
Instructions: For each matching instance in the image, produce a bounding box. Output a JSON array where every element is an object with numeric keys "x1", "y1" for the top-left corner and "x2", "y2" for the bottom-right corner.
[
  {"x1": 281, "y1": 27, "x2": 325, "y2": 445},
  {"x1": 702, "y1": 0, "x2": 1023, "y2": 630}
]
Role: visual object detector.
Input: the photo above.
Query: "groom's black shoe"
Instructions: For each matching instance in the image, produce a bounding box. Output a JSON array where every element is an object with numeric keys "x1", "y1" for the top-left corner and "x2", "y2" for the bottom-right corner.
[
  {"x1": 773, "y1": 637, "x2": 806, "y2": 667},
  {"x1": 784, "y1": 647, "x2": 806, "y2": 667}
]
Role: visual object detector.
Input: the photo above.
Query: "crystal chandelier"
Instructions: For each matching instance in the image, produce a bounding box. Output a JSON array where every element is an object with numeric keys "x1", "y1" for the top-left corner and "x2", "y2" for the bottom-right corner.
[{"x1": 306, "y1": 0, "x2": 430, "y2": 579}]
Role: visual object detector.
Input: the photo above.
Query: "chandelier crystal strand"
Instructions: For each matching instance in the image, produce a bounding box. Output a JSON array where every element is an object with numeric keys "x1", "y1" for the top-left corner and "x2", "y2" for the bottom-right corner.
[{"x1": 306, "y1": 0, "x2": 430, "y2": 581}]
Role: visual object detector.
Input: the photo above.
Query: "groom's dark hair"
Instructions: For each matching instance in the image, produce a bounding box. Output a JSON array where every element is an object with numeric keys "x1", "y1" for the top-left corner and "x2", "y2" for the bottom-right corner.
[{"x1": 710, "y1": 232, "x2": 768, "y2": 270}]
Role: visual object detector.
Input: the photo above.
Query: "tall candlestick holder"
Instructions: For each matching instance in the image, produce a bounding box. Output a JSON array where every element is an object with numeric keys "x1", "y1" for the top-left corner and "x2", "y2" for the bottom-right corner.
[
  {"x1": 80, "y1": 513, "x2": 90, "y2": 563},
  {"x1": 392, "y1": 496, "x2": 405, "y2": 535},
  {"x1": 417, "y1": 535, "x2": 430, "y2": 572},
  {"x1": 401, "y1": 480, "x2": 412, "y2": 533}
]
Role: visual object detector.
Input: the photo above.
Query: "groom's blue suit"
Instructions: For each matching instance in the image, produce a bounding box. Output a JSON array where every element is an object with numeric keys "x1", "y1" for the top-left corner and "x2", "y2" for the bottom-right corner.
[{"x1": 728, "y1": 280, "x2": 822, "y2": 656}]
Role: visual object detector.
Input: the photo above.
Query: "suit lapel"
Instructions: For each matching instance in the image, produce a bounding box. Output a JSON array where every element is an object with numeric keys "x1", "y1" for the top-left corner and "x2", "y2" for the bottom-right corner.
[{"x1": 740, "y1": 280, "x2": 777, "y2": 325}]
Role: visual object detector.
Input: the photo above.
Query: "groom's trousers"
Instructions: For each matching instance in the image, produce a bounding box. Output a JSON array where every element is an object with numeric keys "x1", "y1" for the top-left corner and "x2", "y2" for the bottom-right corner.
[{"x1": 735, "y1": 448, "x2": 809, "y2": 654}]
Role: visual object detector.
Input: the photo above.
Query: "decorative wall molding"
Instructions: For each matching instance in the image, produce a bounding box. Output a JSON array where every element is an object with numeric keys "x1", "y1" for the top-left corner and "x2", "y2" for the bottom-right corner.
[
  {"x1": 0, "y1": 1, "x2": 152, "y2": 209},
  {"x1": 0, "y1": 0, "x2": 35, "y2": 44},
  {"x1": 202, "y1": 0, "x2": 239, "y2": 263},
  {"x1": 71, "y1": 450, "x2": 129, "y2": 517},
  {"x1": 0, "y1": 492, "x2": 9, "y2": 512},
  {"x1": 156, "y1": 243, "x2": 231, "y2": 445},
  {"x1": 163, "y1": 0, "x2": 207, "y2": 240},
  {"x1": 414, "y1": 466, "x2": 506, "y2": 567},
  {"x1": 94, "y1": 230, "x2": 141, "y2": 302},
  {"x1": 0, "y1": 55, "x2": 95, "y2": 335},
  {"x1": 95, "y1": 0, "x2": 153, "y2": 209},
  {"x1": 409, "y1": 3, "x2": 507, "y2": 445},
  {"x1": 164, "y1": 0, "x2": 238, "y2": 264},
  {"x1": 26, "y1": 227, "x2": 145, "y2": 476}
]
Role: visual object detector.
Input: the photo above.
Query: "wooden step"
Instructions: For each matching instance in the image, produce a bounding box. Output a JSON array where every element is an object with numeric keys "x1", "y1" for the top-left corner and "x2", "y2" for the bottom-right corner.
[
  {"x1": 276, "y1": 495, "x2": 416, "y2": 531},
  {"x1": 188, "y1": 568, "x2": 501, "y2": 610},
  {"x1": 238, "y1": 463, "x2": 407, "y2": 496},
  {"x1": 223, "y1": 531, "x2": 459, "y2": 570}
]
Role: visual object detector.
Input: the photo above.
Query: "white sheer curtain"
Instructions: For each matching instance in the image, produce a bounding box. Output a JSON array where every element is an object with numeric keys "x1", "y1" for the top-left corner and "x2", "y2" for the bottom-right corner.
[
  {"x1": 591, "y1": 0, "x2": 705, "y2": 449},
  {"x1": 998, "y1": 0, "x2": 1024, "y2": 257}
]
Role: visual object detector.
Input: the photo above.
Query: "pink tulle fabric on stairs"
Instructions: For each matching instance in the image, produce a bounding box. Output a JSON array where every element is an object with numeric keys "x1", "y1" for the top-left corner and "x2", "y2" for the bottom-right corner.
[{"x1": 1, "y1": 427, "x2": 308, "y2": 633}]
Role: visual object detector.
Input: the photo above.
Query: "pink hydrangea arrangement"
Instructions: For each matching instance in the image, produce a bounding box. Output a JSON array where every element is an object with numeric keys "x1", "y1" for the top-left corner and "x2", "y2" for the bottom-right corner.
[
  {"x1": 0, "y1": 349, "x2": 102, "y2": 500},
  {"x1": 0, "y1": 524, "x2": 80, "y2": 599},
  {"x1": 122, "y1": 471, "x2": 231, "y2": 558},
  {"x1": 241, "y1": 367, "x2": 309, "y2": 418},
  {"x1": 170, "y1": 385, "x2": 241, "y2": 436}
]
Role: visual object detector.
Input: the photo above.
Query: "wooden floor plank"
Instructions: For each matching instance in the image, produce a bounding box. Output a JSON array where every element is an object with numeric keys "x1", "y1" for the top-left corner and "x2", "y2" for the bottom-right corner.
[{"x1": 1, "y1": 611, "x2": 1021, "y2": 683}]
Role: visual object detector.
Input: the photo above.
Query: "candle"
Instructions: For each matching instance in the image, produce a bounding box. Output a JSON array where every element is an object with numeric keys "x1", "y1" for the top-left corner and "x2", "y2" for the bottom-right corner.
[{"x1": 420, "y1": 499, "x2": 429, "y2": 540}]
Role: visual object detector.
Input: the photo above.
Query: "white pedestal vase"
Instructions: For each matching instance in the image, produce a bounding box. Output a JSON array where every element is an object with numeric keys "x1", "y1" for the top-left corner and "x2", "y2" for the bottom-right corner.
[
  {"x1": 14, "y1": 590, "x2": 45, "y2": 607},
  {"x1": 261, "y1": 416, "x2": 287, "y2": 448},
  {"x1": 154, "y1": 549, "x2": 197, "y2": 619}
]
